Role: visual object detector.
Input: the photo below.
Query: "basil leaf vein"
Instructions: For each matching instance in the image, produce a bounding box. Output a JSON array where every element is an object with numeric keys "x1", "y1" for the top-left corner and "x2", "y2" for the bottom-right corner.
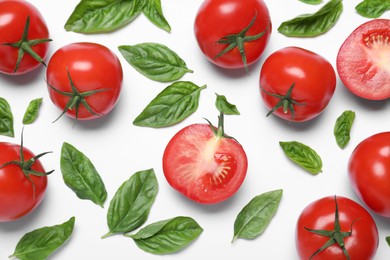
[
  {"x1": 355, "y1": 0, "x2": 390, "y2": 18},
  {"x1": 23, "y1": 98, "x2": 43, "y2": 125},
  {"x1": 334, "y1": 110, "x2": 355, "y2": 149},
  {"x1": 0, "y1": 97, "x2": 14, "y2": 137}
]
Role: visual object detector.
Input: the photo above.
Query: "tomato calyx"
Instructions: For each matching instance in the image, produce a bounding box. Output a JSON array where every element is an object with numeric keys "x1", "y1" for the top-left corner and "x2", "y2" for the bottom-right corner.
[
  {"x1": 204, "y1": 111, "x2": 238, "y2": 142},
  {"x1": 1, "y1": 16, "x2": 51, "y2": 73}
]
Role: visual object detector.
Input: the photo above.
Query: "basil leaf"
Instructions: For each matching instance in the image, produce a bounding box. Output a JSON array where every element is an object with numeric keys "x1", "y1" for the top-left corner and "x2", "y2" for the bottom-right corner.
[
  {"x1": 9, "y1": 217, "x2": 75, "y2": 260},
  {"x1": 386, "y1": 236, "x2": 390, "y2": 247},
  {"x1": 103, "y1": 169, "x2": 158, "y2": 237},
  {"x1": 356, "y1": 0, "x2": 390, "y2": 18},
  {"x1": 279, "y1": 141, "x2": 323, "y2": 174},
  {"x1": 133, "y1": 81, "x2": 206, "y2": 128},
  {"x1": 215, "y1": 93, "x2": 240, "y2": 115},
  {"x1": 0, "y1": 97, "x2": 14, "y2": 137},
  {"x1": 278, "y1": 0, "x2": 343, "y2": 37},
  {"x1": 60, "y1": 142, "x2": 107, "y2": 207},
  {"x1": 299, "y1": 0, "x2": 322, "y2": 4},
  {"x1": 233, "y1": 189, "x2": 283, "y2": 243},
  {"x1": 128, "y1": 216, "x2": 203, "y2": 255},
  {"x1": 64, "y1": 0, "x2": 146, "y2": 33},
  {"x1": 22, "y1": 98, "x2": 43, "y2": 125},
  {"x1": 334, "y1": 110, "x2": 355, "y2": 149},
  {"x1": 118, "y1": 43, "x2": 193, "y2": 82},
  {"x1": 143, "y1": 0, "x2": 171, "y2": 32}
]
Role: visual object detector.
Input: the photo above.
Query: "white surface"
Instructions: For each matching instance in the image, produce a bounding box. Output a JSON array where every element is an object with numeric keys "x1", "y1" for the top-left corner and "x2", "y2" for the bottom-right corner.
[{"x1": 1, "y1": 0, "x2": 389, "y2": 259}]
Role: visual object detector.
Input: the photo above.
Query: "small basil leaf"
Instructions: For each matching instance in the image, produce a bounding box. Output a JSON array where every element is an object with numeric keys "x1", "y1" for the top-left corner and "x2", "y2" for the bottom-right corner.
[
  {"x1": 118, "y1": 43, "x2": 193, "y2": 82},
  {"x1": 9, "y1": 217, "x2": 75, "y2": 260},
  {"x1": 233, "y1": 189, "x2": 283, "y2": 243},
  {"x1": 386, "y1": 236, "x2": 390, "y2": 247},
  {"x1": 215, "y1": 93, "x2": 240, "y2": 115},
  {"x1": 143, "y1": 0, "x2": 171, "y2": 32},
  {"x1": 133, "y1": 81, "x2": 206, "y2": 128},
  {"x1": 128, "y1": 216, "x2": 203, "y2": 255},
  {"x1": 103, "y1": 169, "x2": 158, "y2": 237},
  {"x1": 0, "y1": 97, "x2": 14, "y2": 137},
  {"x1": 60, "y1": 142, "x2": 107, "y2": 207},
  {"x1": 22, "y1": 98, "x2": 43, "y2": 125},
  {"x1": 299, "y1": 0, "x2": 322, "y2": 4},
  {"x1": 355, "y1": 0, "x2": 390, "y2": 18},
  {"x1": 279, "y1": 141, "x2": 323, "y2": 174},
  {"x1": 278, "y1": 0, "x2": 343, "y2": 37},
  {"x1": 334, "y1": 110, "x2": 355, "y2": 149}
]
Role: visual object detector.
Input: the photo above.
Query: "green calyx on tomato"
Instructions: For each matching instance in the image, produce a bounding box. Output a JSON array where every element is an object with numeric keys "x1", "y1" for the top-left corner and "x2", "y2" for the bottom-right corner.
[
  {"x1": 204, "y1": 112, "x2": 234, "y2": 140},
  {"x1": 1, "y1": 16, "x2": 51, "y2": 73}
]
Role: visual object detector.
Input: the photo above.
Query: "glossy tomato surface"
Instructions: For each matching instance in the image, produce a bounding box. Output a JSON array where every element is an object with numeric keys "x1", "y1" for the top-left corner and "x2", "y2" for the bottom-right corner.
[
  {"x1": 46, "y1": 42, "x2": 123, "y2": 120},
  {"x1": 337, "y1": 19, "x2": 390, "y2": 100},
  {"x1": 0, "y1": 142, "x2": 48, "y2": 222},
  {"x1": 194, "y1": 0, "x2": 271, "y2": 70},
  {"x1": 0, "y1": 0, "x2": 50, "y2": 75},
  {"x1": 163, "y1": 124, "x2": 247, "y2": 204},
  {"x1": 348, "y1": 132, "x2": 390, "y2": 218},
  {"x1": 260, "y1": 46, "x2": 336, "y2": 122},
  {"x1": 296, "y1": 196, "x2": 379, "y2": 260}
]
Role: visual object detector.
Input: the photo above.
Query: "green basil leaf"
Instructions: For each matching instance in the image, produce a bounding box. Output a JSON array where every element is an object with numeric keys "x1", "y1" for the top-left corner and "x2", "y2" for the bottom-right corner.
[
  {"x1": 215, "y1": 93, "x2": 240, "y2": 115},
  {"x1": 299, "y1": 0, "x2": 322, "y2": 4},
  {"x1": 118, "y1": 43, "x2": 193, "y2": 82},
  {"x1": 103, "y1": 169, "x2": 158, "y2": 237},
  {"x1": 279, "y1": 141, "x2": 323, "y2": 174},
  {"x1": 22, "y1": 98, "x2": 43, "y2": 125},
  {"x1": 133, "y1": 81, "x2": 206, "y2": 128},
  {"x1": 386, "y1": 236, "x2": 390, "y2": 247},
  {"x1": 9, "y1": 217, "x2": 75, "y2": 260},
  {"x1": 278, "y1": 0, "x2": 343, "y2": 37},
  {"x1": 233, "y1": 189, "x2": 283, "y2": 243},
  {"x1": 0, "y1": 97, "x2": 14, "y2": 137},
  {"x1": 143, "y1": 0, "x2": 171, "y2": 32},
  {"x1": 355, "y1": 0, "x2": 390, "y2": 18},
  {"x1": 60, "y1": 142, "x2": 107, "y2": 207},
  {"x1": 64, "y1": 0, "x2": 146, "y2": 33},
  {"x1": 128, "y1": 216, "x2": 203, "y2": 255},
  {"x1": 334, "y1": 110, "x2": 355, "y2": 149}
]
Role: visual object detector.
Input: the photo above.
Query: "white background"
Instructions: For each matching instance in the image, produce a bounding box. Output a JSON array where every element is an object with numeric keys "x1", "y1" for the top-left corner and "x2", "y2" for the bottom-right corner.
[{"x1": 1, "y1": 0, "x2": 389, "y2": 259}]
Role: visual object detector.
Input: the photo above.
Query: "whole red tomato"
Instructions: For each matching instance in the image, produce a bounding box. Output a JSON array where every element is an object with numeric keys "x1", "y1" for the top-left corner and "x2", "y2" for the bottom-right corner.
[
  {"x1": 194, "y1": 0, "x2": 271, "y2": 72},
  {"x1": 348, "y1": 132, "x2": 390, "y2": 218},
  {"x1": 0, "y1": 0, "x2": 51, "y2": 75},
  {"x1": 259, "y1": 46, "x2": 336, "y2": 122},
  {"x1": 46, "y1": 42, "x2": 123, "y2": 121},
  {"x1": 296, "y1": 196, "x2": 379, "y2": 260}
]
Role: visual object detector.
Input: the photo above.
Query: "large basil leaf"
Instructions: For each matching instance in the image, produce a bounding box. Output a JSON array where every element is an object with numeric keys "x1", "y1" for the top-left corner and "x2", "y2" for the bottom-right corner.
[
  {"x1": 128, "y1": 216, "x2": 203, "y2": 255},
  {"x1": 22, "y1": 98, "x2": 42, "y2": 125},
  {"x1": 0, "y1": 97, "x2": 14, "y2": 137},
  {"x1": 233, "y1": 189, "x2": 283, "y2": 242},
  {"x1": 299, "y1": 0, "x2": 322, "y2": 4},
  {"x1": 356, "y1": 0, "x2": 390, "y2": 18},
  {"x1": 279, "y1": 141, "x2": 323, "y2": 174},
  {"x1": 334, "y1": 110, "x2": 355, "y2": 149},
  {"x1": 118, "y1": 43, "x2": 192, "y2": 82},
  {"x1": 278, "y1": 0, "x2": 343, "y2": 37},
  {"x1": 215, "y1": 93, "x2": 240, "y2": 115},
  {"x1": 9, "y1": 217, "x2": 75, "y2": 260},
  {"x1": 103, "y1": 169, "x2": 158, "y2": 237},
  {"x1": 143, "y1": 0, "x2": 171, "y2": 32},
  {"x1": 60, "y1": 142, "x2": 107, "y2": 207},
  {"x1": 133, "y1": 81, "x2": 206, "y2": 128}
]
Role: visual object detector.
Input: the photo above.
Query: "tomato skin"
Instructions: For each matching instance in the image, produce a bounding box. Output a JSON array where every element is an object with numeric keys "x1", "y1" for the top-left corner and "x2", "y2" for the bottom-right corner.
[
  {"x1": 259, "y1": 46, "x2": 336, "y2": 122},
  {"x1": 348, "y1": 132, "x2": 390, "y2": 218},
  {"x1": 162, "y1": 124, "x2": 248, "y2": 204},
  {"x1": 0, "y1": 142, "x2": 47, "y2": 222},
  {"x1": 0, "y1": 0, "x2": 50, "y2": 75},
  {"x1": 296, "y1": 196, "x2": 379, "y2": 260},
  {"x1": 194, "y1": 0, "x2": 271, "y2": 69},
  {"x1": 46, "y1": 42, "x2": 123, "y2": 120}
]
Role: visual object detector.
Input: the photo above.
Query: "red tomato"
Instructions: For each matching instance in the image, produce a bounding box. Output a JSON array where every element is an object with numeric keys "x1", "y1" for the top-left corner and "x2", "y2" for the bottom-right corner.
[
  {"x1": 296, "y1": 196, "x2": 379, "y2": 260},
  {"x1": 194, "y1": 0, "x2": 271, "y2": 71},
  {"x1": 46, "y1": 42, "x2": 123, "y2": 121},
  {"x1": 259, "y1": 46, "x2": 336, "y2": 122},
  {"x1": 348, "y1": 132, "x2": 390, "y2": 218},
  {"x1": 0, "y1": 0, "x2": 50, "y2": 75},
  {"x1": 162, "y1": 122, "x2": 247, "y2": 204},
  {"x1": 337, "y1": 19, "x2": 390, "y2": 100}
]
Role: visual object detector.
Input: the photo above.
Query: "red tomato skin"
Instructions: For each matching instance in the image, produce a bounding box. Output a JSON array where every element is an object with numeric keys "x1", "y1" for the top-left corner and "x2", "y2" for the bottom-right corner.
[
  {"x1": 46, "y1": 42, "x2": 123, "y2": 120},
  {"x1": 260, "y1": 46, "x2": 336, "y2": 122},
  {"x1": 163, "y1": 124, "x2": 248, "y2": 204},
  {"x1": 348, "y1": 132, "x2": 390, "y2": 218},
  {"x1": 0, "y1": 142, "x2": 47, "y2": 222},
  {"x1": 296, "y1": 196, "x2": 379, "y2": 260},
  {"x1": 194, "y1": 0, "x2": 271, "y2": 69},
  {"x1": 0, "y1": 0, "x2": 50, "y2": 75}
]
